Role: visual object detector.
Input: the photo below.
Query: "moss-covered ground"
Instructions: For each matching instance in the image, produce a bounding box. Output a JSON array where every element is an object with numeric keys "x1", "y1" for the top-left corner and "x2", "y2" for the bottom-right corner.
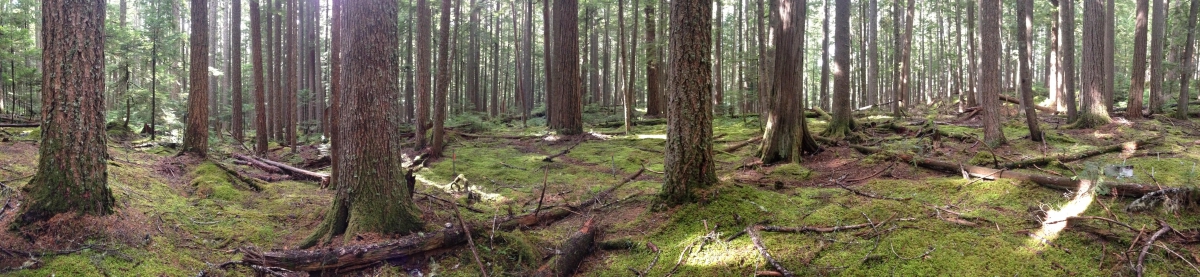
[{"x1": 3, "y1": 106, "x2": 1200, "y2": 276}]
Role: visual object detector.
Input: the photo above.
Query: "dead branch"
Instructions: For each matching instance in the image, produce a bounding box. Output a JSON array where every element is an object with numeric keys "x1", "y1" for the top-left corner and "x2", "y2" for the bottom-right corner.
[
  {"x1": 542, "y1": 142, "x2": 581, "y2": 162},
  {"x1": 835, "y1": 177, "x2": 910, "y2": 201},
  {"x1": 748, "y1": 226, "x2": 795, "y2": 277},
  {"x1": 415, "y1": 192, "x2": 485, "y2": 213},
  {"x1": 1000, "y1": 136, "x2": 1163, "y2": 169},
  {"x1": 533, "y1": 218, "x2": 598, "y2": 277},
  {"x1": 0, "y1": 123, "x2": 39, "y2": 128},
  {"x1": 1137, "y1": 221, "x2": 1172, "y2": 277},
  {"x1": 453, "y1": 195, "x2": 490, "y2": 277},
  {"x1": 850, "y1": 144, "x2": 1163, "y2": 198}
]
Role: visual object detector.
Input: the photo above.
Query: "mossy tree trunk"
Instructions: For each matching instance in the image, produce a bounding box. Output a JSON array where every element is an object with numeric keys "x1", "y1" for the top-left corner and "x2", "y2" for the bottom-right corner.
[
  {"x1": 181, "y1": 0, "x2": 210, "y2": 157},
  {"x1": 662, "y1": 0, "x2": 716, "y2": 205},
  {"x1": 1075, "y1": 0, "x2": 1112, "y2": 129},
  {"x1": 1016, "y1": 0, "x2": 1043, "y2": 141},
  {"x1": 760, "y1": 0, "x2": 818, "y2": 164},
  {"x1": 301, "y1": 0, "x2": 423, "y2": 248},
  {"x1": 978, "y1": 0, "x2": 1006, "y2": 147},
  {"x1": 1128, "y1": 0, "x2": 1149, "y2": 119},
  {"x1": 823, "y1": 0, "x2": 855, "y2": 140},
  {"x1": 15, "y1": 0, "x2": 115, "y2": 227}
]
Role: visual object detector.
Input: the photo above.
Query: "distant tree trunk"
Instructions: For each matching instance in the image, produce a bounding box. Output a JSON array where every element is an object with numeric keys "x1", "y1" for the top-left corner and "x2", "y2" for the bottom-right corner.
[
  {"x1": 589, "y1": 8, "x2": 602, "y2": 109},
  {"x1": 550, "y1": 0, "x2": 581, "y2": 135},
  {"x1": 708, "y1": 0, "x2": 721, "y2": 116},
  {"x1": 1103, "y1": 0, "x2": 1115, "y2": 111},
  {"x1": 1062, "y1": 0, "x2": 1078, "y2": 121},
  {"x1": 273, "y1": 0, "x2": 283, "y2": 142},
  {"x1": 1176, "y1": 0, "x2": 1200, "y2": 119},
  {"x1": 467, "y1": 0, "x2": 482, "y2": 113},
  {"x1": 490, "y1": 0, "x2": 500, "y2": 117},
  {"x1": 431, "y1": 0, "x2": 451, "y2": 156},
  {"x1": 819, "y1": 0, "x2": 830, "y2": 111},
  {"x1": 15, "y1": 0, "x2": 115, "y2": 227},
  {"x1": 619, "y1": 0, "x2": 634, "y2": 133},
  {"x1": 329, "y1": 0, "x2": 342, "y2": 171},
  {"x1": 1048, "y1": 3, "x2": 1062, "y2": 112},
  {"x1": 404, "y1": 0, "x2": 415, "y2": 123},
  {"x1": 865, "y1": 0, "x2": 878, "y2": 109},
  {"x1": 899, "y1": 0, "x2": 913, "y2": 113},
  {"x1": 646, "y1": 4, "x2": 663, "y2": 118},
  {"x1": 1016, "y1": 0, "x2": 1042, "y2": 141},
  {"x1": 208, "y1": 0, "x2": 220, "y2": 141},
  {"x1": 760, "y1": 0, "x2": 819, "y2": 164},
  {"x1": 286, "y1": 0, "x2": 298, "y2": 151},
  {"x1": 979, "y1": 0, "x2": 1006, "y2": 147},
  {"x1": 663, "y1": 0, "x2": 716, "y2": 205},
  {"x1": 231, "y1": 0, "x2": 244, "y2": 143},
  {"x1": 1128, "y1": 0, "x2": 1149, "y2": 119},
  {"x1": 151, "y1": 36, "x2": 158, "y2": 140},
  {"x1": 252, "y1": 0, "x2": 268, "y2": 155},
  {"x1": 183, "y1": 0, "x2": 211, "y2": 157},
  {"x1": 415, "y1": 0, "x2": 431, "y2": 150},
  {"x1": 544, "y1": 0, "x2": 554, "y2": 127},
  {"x1": 523, "y1": 0, "x2": 533, "y2": 122},
  {"x1": 966, "y1": 1, "x2": 979, "y2": 107},
  {"x1": 1076, "y1": 0, "x2": 1112, "y2": 128},
  {"x1": 1149, "y1": 0, "x2": 1166, "y2": 115},
  {"x1": 264, "y1": 0, "x2": 275, "y2": 141},
  {"x1": 301, "y1": 0, "x2": 423, "y2": 248},
  {"x1": 823, "y1": 0, "x2": 854, "y2": 139}
]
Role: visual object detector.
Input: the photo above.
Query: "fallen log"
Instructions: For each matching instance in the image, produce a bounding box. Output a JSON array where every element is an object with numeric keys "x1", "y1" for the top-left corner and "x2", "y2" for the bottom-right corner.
[
  {"x1": 208, "y1": 160, "x2": 265, "y2": 191},
  {"x1": 999, "y1": 94, "x2": 1058, "y2": 114},
  {"x1": 543, "y1": 142, "x2": 581, "y2": 162},
  {"x1": 723, "y1": 136, "x2": 763, "y2": 152},
  {"x1": 233, "y1": 154, "x2": 284, "y2": 174},
  {"x1": 237, "y1": 154, "x2": 328, "y2": 186},
  {"x1": 1000, "y1": 136, "x2": 1162, "y2": 169},
  {"x1": 595, "y1": 118, "x2": 666, "y2": 128},
  {"x1": 0, "y1": 123, "x2": 39, "y2": 128},
  {"x1": 850, "y1": 145, "x2": 1161, "y2": 197},
  {"x1": 235, "y1": 168, "x2": 644, "y2": 273},
  {"x1": 533, "y1": 218, "x2": 598, "y2": 277}
]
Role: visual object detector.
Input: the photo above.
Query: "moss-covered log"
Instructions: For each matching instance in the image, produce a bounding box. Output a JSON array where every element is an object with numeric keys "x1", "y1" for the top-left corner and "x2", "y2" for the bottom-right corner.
[
  {"x1": 1000, "y1": 136, "x2": 1162, "y2": 169},
  {"x1": 533, "y1": 218, "x2": 598, "y2": 277}
]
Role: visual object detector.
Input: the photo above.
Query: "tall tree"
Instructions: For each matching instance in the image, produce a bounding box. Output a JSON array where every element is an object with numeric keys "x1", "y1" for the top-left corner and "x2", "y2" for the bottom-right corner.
[
  {"x1": 415, "y1": 0, "x2": 431, "y2": 150},
  {"x1": 1176, "y1": 0, "x2": 1200, "y2": 119},
  {"x1": 979, "y1": 0, "x2": 1006, "y2": 146},
  {"x1": 232, "y1": 0, "x2": 244, "y2": 143},
  {"x1": 818, "y1": 0, "x2": 830, "y2": 111},
  {"x1": 620, "y1": 0, "x2": 634, "y2": 133},
  {"x1": 823, "y1": 0, "x2": 854, "y2": 139},
  {"x1": 14, "y1": 0, "x2": 115, "y2": 227},
  {"x1": 1103, "y1": 0, "x2": 1114, "y2": 110},
  {"x1": 182, "y1": 0, "x2": 212, "y2": 157},
  {"x1": 709, "y1": 0, "x2": 721, "y2": 115},
  {"x1": 865, "y1": 0, "x2": 878, "y2": 110},
  {"x1": 549, "y1": 0, "x2": 582, "y2": 135},
  {"x1": 300, "y1": 0, "x2": 422, "y2": 248},
  {"x1": 760, "y1": 0, "x2": 819, "y2": 163},
  {"x1": 1062, "y1": 0, "x2": 1078, "y2": 120},
  {"x1": 252, "y1": 0, "x2": 268, "y2": 155},
  {"x1": 1148, "y1": 0, "x2": 1165, "y2": 114},
  {"x1": 431, "y1": 0, "x2": 452, "y2": 156},
  {"x1": 663, "y1": 0, "x2": 717, "y2": 205},
  {"x1": 1017, "y1": 0, "x2": 1042, "y2": 140},
  {"x1": 1128, "y1": 0, "x2": 1149, "y2": 119},
  {"x1": 1076, "y1": 0, "x2": 1112, "y2": 128},
  {"x1": 286, "y1": 0, "x2": 298, "y2": 150},
  {"x1": 646, "y1": 3, "x2": 663, "y2": 117}
]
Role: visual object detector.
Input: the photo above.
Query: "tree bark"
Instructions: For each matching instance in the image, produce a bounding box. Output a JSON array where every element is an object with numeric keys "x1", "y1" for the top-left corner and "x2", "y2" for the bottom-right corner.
[
  {"x1": 251, "y1": 0, "x2": 268, "y2": 156},
  {"x1": 824, "y1": 0, "x2": 853, "y2": 139},
  {"x1": 16, "y1": 0, "x2": 115, "y2": 226},
  {"x1": 645, "y1": 4, "x2": 663, "y2": 118},
  {"x1": 979, "y1": 0, "x2": 1005, "y2": 147},
  {"x1": 285, "y1": 0, "x2": 298, "y2": 151},
  {"x1": 431, "y1": 0, "x2": 452, "y2": 157},
  {"x1": 1076, "y1": 0, "x2": 1113, "y2": 128},
  {"x1": 819, "y1": 0, "x2": 830, "y2": 112},
  {"x1": 231, "y1": 0, "x2": 244, "y2": 143},
  {"x1": 415, "y1": 0, "x2": 431, "y2": 150},
  {"x1": 1176, "y1": 0, "x2": 1200, "y2": 119},
  {"x1": 865, "y1": 0, "x2": 878, "y2": 110},
  {"x1": 182, "y1": 0, "x2": 211, "y2": 157},
  {"x1": 1103, "y1": 0, "x2": 1115, "y2": 111},
  {"x1": 663, "y1": 0, "x2": 717, "y2": 205},
  {"x1": 1129, "y1": 0, "x2": 1149, "y2": 119},
  {"x1": 1016, "y1": 0, "x2": 1042, "y2": 141},
  {"x1": 1149, "y1": 0, "x2": 1166, "y2": 115},
  {"x1": 760, "y1": 0, "x2": 818, "y2": 164},
  {"x1": 1062, "y1": 0, "x2": 1078, "y2": 121},
  {"x1": 550, "y1": 0, "x2": 581, "y2": 135}
]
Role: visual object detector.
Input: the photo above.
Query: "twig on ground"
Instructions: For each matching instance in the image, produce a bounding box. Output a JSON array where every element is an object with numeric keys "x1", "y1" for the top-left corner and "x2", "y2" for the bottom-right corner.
[
  {"x1": 845, "y1": 162, "x2": 896, "y2": 183},
  {"x1": 835, "y1": 178, "x2": 911, "y2": 201},
  {"x1": 1154, "y1": 242, "x2": 1200, "y2": 275},
  {"x1": 452, "y1": 198, "x2": 490, "y2": 277},
  {"x1": 748, "y1": 226, "x2": 795, "y2": 277},
  {"x1": 535, "y1": 168, "x2": 549, "y2": 218},
  {"x1": 1136, "y1": 221, "x2": 1173, "y2": 277}
]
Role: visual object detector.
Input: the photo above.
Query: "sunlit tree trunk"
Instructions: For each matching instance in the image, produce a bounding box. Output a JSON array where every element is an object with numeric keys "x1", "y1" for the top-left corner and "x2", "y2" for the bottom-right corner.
[
  {"x1": 663, "y1": 0, "x2": 717, "y2": 205},
  {"x1": 1128, "y1": 0, "x2": 1148, "y2": 119},
  {"x1": 1076, "y1": 0, "x2": 1112, "y2": 128},
  {"x1": 182, "y1": 0, "x2": 211, "y2": 157}
]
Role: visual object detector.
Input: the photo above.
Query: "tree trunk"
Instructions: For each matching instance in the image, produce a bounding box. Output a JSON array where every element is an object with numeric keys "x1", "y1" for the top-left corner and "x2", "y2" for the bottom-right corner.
[
  {"x1": 232, "y1": 0, "x2": 244, "y2": 143},
  {"x1": 251, "y1": 0, "x2": 268, "y2": 156},
  {"x1": 1129, "y1": 0, "x2": 1149, "y2": 119},
  {"x1": 824, "y1": 0, "x2": 853, "y2": 139},
  {"x1": 1016, "y1": 0, "x2": 1042, "y2": 141},
  {"x1": 16, "y1": 0, "x2": 115, "y2": 227},
  {"x1": 301, "y1": 0, "x2": 423, "y2": 248},
  {"x1": 619, "y1": 0, "x2": 634, "y2": 133},
  {"x1": 759, "y1": 0, "x2": 819, "y2": 164},
  {"x1": 646, "y1": 4, "x2": 662, "y2": 118},
  {"x1": 286, "y1": 0, "x2": 298, "y2": 151},
  {"x1": 979, "y1": 0, "x2": 1006, "y2": 147},
  {"x1": 550, "y1": 0, "x2": 582, "y2": 135},
  {"x1": 431, "y1": 0, "x2": 452, "y2": 156},
  {"x1": 865, "y1": 0, "x2": 878, "y2": 111},
  {"x1": 416, "y1": 0, "x2": 431, "y2": 150},
  {"x1": 1076, "y1": 0, "x2": 1113, "y2": 128},
  {"x1": 1103, "y1": 0, "x2": 1115, "y2": 111},
  {"x1": 1149, "y1": 0, "x2": 1166, "y2": 115},
  {"x1": 183, "y1": 0, "x2": 211, "y2": 157},
  {"x1": 663, "y1": 0, "x2": 717, "y2": 205},
  {"x1": 819, "y1": 0, "x2": 830, "y2": 112},
  {"x1": 1176, "y1": 0, "x2": 1200, "y2": 119},
  {"x1": 1062, "y1": 0, "x2": 1078, "y2": 121},
  {"x1": 710, "y1": 0, "x2": 722, "y2": 116}
]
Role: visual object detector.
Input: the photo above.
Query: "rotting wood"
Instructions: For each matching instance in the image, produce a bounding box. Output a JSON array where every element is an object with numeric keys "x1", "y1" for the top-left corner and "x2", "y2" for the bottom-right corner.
[
  {"x1": 723, "y1": 136, "x2": 763, "y2": 152},
  {"x1": 1137, "y1": 221, "x2": 1173, "y2": 277},
  {"x1": 233, "y1": 154, "x2": 284, "y2": 174},
  {"x1": 533, "y1": 218, "x2": 598, "y2": 277},
  {"x1": 232, "y1": 168, "x2": 644, "y2": 273},
  {"x1": 1001, "y1": 136, "x2": 1163, "y2": 169},
  {"x1": 208, "y1": 159, "x2": 264, "y2": 191},
  {"x1": 235, "y1": 154, "x2": 329, "y2": 186},
  {"x1": 850, "y1": 144, "x2": 1163, "y2": 198}
]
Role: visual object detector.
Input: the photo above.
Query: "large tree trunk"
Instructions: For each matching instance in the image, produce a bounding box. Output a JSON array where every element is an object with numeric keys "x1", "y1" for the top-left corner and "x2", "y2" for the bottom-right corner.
[
  {"x1": 251, "y1": 0, "x2": 268, "y2": 156},
  {"x1": 1149, "y1": 0, "x2": 1166, "y2": 115},
  {"x1": 663, "y1": 0, "x2": 717, "y2": 205},
  {"x1": 1176, "y1": 0, "x2": 1200, "y2": 119},
  {"x1": 415, "y1": 0, "x2": 431, "y2": 150},
  {"x1": 1129, "y1": 0, "x2": 1149, "y2": 119},
  {"x1": 1062, "y1": 0, "x2": 1078, "y2": 121},
  {"x1": 979, "y1": 0, "x2": 1005, "y2": 146},
  {"x1": 1076, "y1": 0, "x2": 1113, "y2": 128},
  {"x1": 232, "y1": 0, "x2": 244, "y2": 143},
  {"x1": 16, "y1": 0, "x2": 115, "y2": 226},
  {"x1": 550, "y1": 0, "x2": 581, "y2": 135},
  {"x1": 1016, "y1": 0, "x2": 1042, "y2": 141},
  {"x1": 824, "y1": 0, "x2": 854, "y2": 139},
  {"x1": 301, "y1": 0, "x2": 423, "y2": 248},
  {"x1": 182, "y1": 0, "x2": 211, "y2": 157},
  {"x1": 760, "y1": 0, "x2": 818, "y2": 164},
  {"x1": 430, "y1": 0, "x2": 452, "y2": 157}
]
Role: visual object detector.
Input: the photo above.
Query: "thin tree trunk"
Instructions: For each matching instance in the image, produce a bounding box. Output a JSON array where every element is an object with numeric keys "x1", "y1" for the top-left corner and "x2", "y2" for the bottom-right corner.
[
  {"x1": 819, "y1": 0, "x2": 830, "y2": 112},
  {"x1": 646, "y1": 3, "x2": 662, "y2": 118},
  {"x1": 1175, "y1": 0, "x2": 1200, "y2": 119},
  {"x1": 431, "y1": 0, "x2": 452, "y2": 156},
  {"x1": 1149, "y1": 0, "x2": 1166, "y2": 115},
  {"x1": 232, "y1": 0, "x2": 244, "y2": 143},
  {"x1": 252, "y1": 0, "x2": 268, "y2": 155},
  {"x1": 1017, "y1": 0, "x2": 1042, "y2": 141},
  {"x1": 979, "y1": 0, "x2": 1006, "y2": 146},
  {"x1": 416, "y1": 0, "x2": 432, "y2": 150}
]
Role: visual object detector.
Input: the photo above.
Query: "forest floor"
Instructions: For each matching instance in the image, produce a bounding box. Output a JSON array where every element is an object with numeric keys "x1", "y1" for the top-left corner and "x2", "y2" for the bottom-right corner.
[{"x1": 3, "y1": 105, "x2": 1200, "y2": 276}]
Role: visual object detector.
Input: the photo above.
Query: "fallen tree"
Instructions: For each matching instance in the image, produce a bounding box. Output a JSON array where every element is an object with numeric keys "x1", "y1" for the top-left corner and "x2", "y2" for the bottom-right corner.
[
  {"x1": 0, "y1": 123, "x2": 39, "y2": 128},
  {"x1": 850, "y1": 144, "x2": 1161, "y2": 197},
  {"x1": 723, "y1": 137, "x2": 763, "y2": 152},
  {"x1": 230, "y1": 168, "x2": 644, "y2": 273},
  {"x1": 998, "y1": 94, "x2": 1058, "y2": 114},
  {"x1": 533, "y1": 218, "x2": 598, "y2": 277},
  {"x1": 1000, "y1": 136, "x2": 1163, "y2": 169},
  {"x1": 595, "y1": 118, "x2": 666, "y2": 128},
  {"x1": 234, "y1": 154, "x2": 328, "y2": 186}
]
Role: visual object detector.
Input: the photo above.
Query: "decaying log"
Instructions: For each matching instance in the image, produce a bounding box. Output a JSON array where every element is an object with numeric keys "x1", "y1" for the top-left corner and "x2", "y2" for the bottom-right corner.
[
  {"x1": 851, "y1": 145, "x2": 1162, "y2": 197},
  {"x1": 0, "y1": 123, "x2": 39, "y2": 128},
  {"x1": 723, "y1": 137, "x2": 763, "y2": 152},
  {"x1": 235, "y1": 168, "x2": 644, "y2": 273},
  {"x1": 235, "y1": 154, "x2": 328, "y2": 186},
  {"x1": 1001, "y1": 136, "x2": 1162, "y2": 169},
  {"x1": 533, "y1": 218, "x2": 598, "y2": 277},
  {"x1": 998, "y1": 94, "x2": 1058, "y2": 114},
  {"x1": 207, "y1": 159, "x2": 265, "y2": 191},
  {"x1": 233, "y1": 154, "x2": 284, "y2": 174}
]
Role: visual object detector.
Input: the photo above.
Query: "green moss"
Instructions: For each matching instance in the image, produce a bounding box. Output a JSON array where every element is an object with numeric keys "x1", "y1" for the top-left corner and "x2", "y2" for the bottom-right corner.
[
  {"x1": 768, "y1": 164, "x2": 813, "y2": 180},
  {"x1": 968, "y1": 151, "x2": 997, "y2": 166},
  {"x1": 189, "y1": 162, "x2": 245, "y2": 201}
]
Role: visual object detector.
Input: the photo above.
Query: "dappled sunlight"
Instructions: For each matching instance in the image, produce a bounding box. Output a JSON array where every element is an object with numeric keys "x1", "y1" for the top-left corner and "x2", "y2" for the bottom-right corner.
[
  {"x1": 412, "y1": 171, "x2": 507, "y2": 202},
  {"x1": 1091, "y1": 131, "x2": 1115, "y2": 139},
  {"x1": 1027, "y1": 180, "x2": 1094, "y2": 252},
  {"x1": 635, "y1": 134, "x2": 667, "y2": 140},
  {"x1": 864, "y1": 115, "x2": 895, "y2": 120}
]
